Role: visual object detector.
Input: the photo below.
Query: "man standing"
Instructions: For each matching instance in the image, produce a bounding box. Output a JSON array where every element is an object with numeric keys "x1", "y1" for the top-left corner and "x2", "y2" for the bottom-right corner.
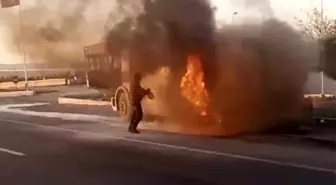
[{"x1": 128, "y1": 73, "x2": 153, "y2": 133}]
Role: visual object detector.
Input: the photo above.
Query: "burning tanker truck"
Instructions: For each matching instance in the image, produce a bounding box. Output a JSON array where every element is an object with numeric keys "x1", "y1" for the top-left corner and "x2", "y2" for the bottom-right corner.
[
  {"x1": 84, "y1": 35, "x2": 314, "y2": 136},
  {"x1": 85, "y1": 0, "x2": 315, "y2": 136}
]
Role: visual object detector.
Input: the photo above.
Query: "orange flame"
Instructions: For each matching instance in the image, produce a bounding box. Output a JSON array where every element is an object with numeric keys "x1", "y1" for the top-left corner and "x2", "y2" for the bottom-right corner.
[{"x1": 180, "y1": 55, "x2": 209, "y2": 116}]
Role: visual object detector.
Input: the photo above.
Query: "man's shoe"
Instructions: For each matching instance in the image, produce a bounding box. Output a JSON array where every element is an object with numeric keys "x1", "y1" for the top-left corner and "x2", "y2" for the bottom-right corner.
[{"x1": 128, "y1": 129, "x2": 140, "y2": 134}]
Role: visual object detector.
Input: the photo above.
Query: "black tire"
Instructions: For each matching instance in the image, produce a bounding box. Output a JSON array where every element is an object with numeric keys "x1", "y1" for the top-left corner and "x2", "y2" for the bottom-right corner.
[{"x1": 117, "y1": 92, "x2": 132, "y2": 121}]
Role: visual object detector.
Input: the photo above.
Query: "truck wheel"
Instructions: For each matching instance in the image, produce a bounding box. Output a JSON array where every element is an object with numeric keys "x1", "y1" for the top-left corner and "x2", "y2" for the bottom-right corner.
[{"x1": 118, "y1": 92, "x2": 132, "y2": 120}]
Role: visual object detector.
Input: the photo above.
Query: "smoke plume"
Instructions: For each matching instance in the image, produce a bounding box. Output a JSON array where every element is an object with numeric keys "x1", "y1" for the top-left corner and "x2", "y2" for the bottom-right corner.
[
  {"x1": 105, "y1": 0, "x2": 317, "y2": 136},
  {"x1": 0, "y1": 0, "x2": 104, "y2": 68},
  {"x1": 105, "y1": 0, "x2": 317, "y2": 135}
]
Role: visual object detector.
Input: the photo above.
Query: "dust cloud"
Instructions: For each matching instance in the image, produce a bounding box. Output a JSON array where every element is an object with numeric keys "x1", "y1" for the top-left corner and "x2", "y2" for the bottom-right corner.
[{"x1": 0, "y1": 0, "x2": 104, "y2": 68}]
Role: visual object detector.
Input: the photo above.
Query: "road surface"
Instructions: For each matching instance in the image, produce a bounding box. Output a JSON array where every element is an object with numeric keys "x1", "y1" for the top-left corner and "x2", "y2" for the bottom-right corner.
[{"x1": 0, "y1": 91, "x2": 335, "y2": 185}]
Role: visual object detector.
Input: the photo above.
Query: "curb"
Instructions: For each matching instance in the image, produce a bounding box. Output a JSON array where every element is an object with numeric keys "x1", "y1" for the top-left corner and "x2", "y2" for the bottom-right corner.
[
  {"x1": 58, "y1": 97, "x2": 111, "y2": 106},
  {"x1": 0, "y1": 90, "x2": 35, "y2": 98},
  {"x1": 282, "y1": 134, "x2": 336, "y2": 148},
  {"x1": 300, "y1": 136, "x2": 336, "y2": 148},
  {"x1": 60, "y1": 91, "x2": 102, "y2": 98}
]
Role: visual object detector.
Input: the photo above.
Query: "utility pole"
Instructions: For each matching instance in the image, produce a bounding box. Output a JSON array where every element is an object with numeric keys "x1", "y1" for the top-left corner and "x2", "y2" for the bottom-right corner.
[
  {"x1": 320, "y1": 0, "x2": 325, "y2": 96},
  {"x1": 84, "y1": 47, "x2": 90, "y2": 88},
  {"x1": 19, "y1": 2, "x2": 28, "y2": 90}
]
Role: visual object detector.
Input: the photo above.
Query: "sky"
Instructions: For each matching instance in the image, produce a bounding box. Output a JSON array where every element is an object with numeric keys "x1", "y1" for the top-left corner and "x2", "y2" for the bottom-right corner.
[
  {"x1": 212, "y1": 0, "x2": 336, "y2": 25},
  {"x1": 0, "y1": 0, "x2": 336, "y2": 64}
]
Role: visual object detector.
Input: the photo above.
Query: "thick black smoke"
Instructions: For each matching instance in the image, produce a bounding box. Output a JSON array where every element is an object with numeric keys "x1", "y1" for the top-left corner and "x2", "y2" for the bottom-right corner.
[{"x1": 105, "y1": 0, "x2": 315, "y2": 135}]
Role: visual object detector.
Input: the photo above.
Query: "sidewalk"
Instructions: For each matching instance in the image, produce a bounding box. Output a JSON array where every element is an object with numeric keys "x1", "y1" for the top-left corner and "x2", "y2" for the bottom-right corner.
[{"x1": 58, "y1": 87, "x2": 111, "y2": 106}]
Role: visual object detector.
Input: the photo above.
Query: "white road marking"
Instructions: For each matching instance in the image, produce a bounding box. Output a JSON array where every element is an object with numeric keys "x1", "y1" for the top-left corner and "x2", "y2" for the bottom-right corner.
[
  {"x1": 0, "y1": 118, "x2": 335, "y2": 174},
  {"x1": 0, "y1": 103, "x2": 122, "y2": 123},
  {"x1": 0, "y1": 147, "x2": 25, "y2": 156}
]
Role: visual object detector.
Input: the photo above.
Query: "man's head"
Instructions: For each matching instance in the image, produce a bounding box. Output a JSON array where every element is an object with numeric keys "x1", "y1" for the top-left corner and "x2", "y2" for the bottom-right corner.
[{"x1": 133, "y1": 72, "x2": 142, "y2": 82}]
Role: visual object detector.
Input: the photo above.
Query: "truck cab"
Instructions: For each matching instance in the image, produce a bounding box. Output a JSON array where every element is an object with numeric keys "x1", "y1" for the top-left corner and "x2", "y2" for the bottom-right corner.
[
  {"x1": 84, "y1": 43, "x2": 122, "y2": 89},
  {"x1": 84, "y1": 43, "x2": 145, "y2": 120}
]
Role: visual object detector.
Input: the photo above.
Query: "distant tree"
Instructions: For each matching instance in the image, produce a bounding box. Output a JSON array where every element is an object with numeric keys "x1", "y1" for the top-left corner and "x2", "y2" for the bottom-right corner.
[
  {"x1": 296, "y1": 7, "x2": 336, "y2": 39},
  {"x1": 296, "y1": 8, "x2": 336, "y2": 80}
]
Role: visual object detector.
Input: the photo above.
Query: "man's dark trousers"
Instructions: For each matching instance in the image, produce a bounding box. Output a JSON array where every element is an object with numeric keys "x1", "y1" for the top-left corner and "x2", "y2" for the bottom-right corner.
[{"x1": 129, "y1": 103, "x2": 143, "y2": 132}]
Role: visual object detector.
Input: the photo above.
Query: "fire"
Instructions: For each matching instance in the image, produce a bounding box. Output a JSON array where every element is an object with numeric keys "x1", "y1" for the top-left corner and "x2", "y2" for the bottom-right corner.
[{"x1": 180, "y1": 55, "x2": 209, "y2": 116}]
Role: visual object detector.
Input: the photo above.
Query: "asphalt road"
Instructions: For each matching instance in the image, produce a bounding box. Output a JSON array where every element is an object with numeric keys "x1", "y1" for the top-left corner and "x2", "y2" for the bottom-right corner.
[{"x1": 0, "y1": 91, "x2": 335, "y2": 185}]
